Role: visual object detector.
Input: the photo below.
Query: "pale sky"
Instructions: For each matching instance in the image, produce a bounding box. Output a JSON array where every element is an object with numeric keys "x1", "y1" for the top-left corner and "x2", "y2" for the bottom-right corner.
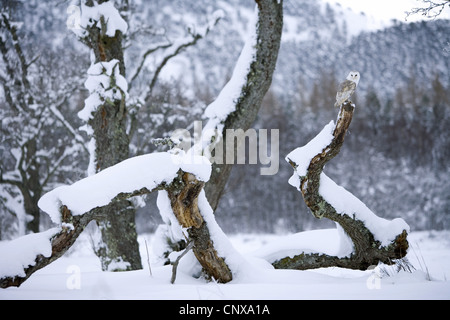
[{"x1": 325, "y1": 0, "x2": 450, "y2": 23}]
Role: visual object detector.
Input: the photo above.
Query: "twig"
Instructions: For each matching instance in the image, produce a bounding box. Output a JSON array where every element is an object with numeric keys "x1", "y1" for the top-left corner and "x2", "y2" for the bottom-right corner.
[
  {"x1": 171, "y1": 241, "x2": 194, "y2": 284},
  {"x1": 412, "y1": 241, "x2": 431, "y2": 281},
  {"x1": 144, "y1": 238, "x2": 152, "y2": 277}
]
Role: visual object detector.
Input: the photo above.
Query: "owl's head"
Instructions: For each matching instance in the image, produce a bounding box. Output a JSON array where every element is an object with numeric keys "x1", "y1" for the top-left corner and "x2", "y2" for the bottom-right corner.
[{"x1": 346, "y1": 71, "x2": 360, "y2": 85}]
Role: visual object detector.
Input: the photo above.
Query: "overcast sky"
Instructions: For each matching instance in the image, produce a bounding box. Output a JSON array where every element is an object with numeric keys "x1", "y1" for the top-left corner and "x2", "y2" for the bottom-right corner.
[{"x1": 325, "y1": 0, "x2": 450, "y2": 22}]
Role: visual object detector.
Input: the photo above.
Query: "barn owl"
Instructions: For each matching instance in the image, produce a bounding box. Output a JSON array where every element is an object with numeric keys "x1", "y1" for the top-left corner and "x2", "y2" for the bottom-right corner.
[{"x1": 335, "y1": 71, "x2": 360, "y2": 108}]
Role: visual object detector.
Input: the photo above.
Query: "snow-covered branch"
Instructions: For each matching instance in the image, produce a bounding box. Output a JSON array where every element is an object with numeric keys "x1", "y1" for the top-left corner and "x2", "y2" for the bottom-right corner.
[
  {"x1": 0, "y1": 152, "x2": 243, "y2": 287},
  {"x1": 203, "y1": 0, "x2": 284, "y2": 210},
  {"x1": 276, "y1": 101, "x2": 410, "y2": 270},
  {"x1": 72, "y1": 0, "x2": 128, "y2": 40},
  {"x1": 78, "y1": 59, "x2": 129, "y2": 123}
]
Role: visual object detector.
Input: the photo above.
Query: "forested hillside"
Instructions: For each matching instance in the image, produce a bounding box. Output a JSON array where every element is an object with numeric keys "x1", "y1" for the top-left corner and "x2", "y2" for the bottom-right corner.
[{"x1": 1, "y1": 0, "x2": 449, "y2": 239}]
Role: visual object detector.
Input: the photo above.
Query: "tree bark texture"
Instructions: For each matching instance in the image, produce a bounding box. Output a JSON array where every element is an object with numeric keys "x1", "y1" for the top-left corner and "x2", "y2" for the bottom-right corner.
[
  {"x1": 205, "y1": 0, "x2": 283, "y2": 211},
  {"x1": 81, "y1": 0, "x2": 141, "y2": 271},
  {"x1": 167, "y1": 173, "x2": 232, "y2": 283},
  {"x1": 275, "y1": 102, "x2": 409, "y2": 271}
]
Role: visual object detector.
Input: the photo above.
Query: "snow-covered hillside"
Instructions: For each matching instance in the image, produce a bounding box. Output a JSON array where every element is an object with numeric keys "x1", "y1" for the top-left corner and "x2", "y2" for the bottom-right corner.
[
  {"x1": 1, "y1": 230, "x2": 449, "y2": 300},
  {"x1": 144, "y1": 0, "x2": 450, "y2": 100}
]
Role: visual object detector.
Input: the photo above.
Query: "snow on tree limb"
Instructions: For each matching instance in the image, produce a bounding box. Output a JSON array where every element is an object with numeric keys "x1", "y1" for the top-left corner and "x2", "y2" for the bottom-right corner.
[
  {"x1": 286, "y1": 121, "x2": 335, "y2": 179},
  {"x1": 277, "y1": 101, "x2": 410, "y2": 271},
  {"x1": 203, "y1": 0, "x2": 283, "y2": 210},
  {"x1": 38, "y1": 152, "x2": 210, "y2": 224},
  {"x1": 71, "y1": 0, "x2": 128, "y2": 39},
  {"x1": 201, "y1": 6, "x2": 258, "y2": 152},
  {"x1": 78, "y1": 59, "x2": 129, "y2": 122},
  {"x1": 1, "y1": 151, "x2": 243, "y2": 287},
  {"x1": 0, "y1": 228, "x2": 60, "y2": 279}
]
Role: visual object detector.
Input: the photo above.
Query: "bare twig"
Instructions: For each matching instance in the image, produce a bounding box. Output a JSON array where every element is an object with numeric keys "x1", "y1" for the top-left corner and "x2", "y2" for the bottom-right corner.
[
  {"x1": 128, "y1": 42, "x2": 172, "y2": 89},
  {"x1": 144, "y1": 34, "x2": 202, "y2": 102},
  {"x1": 406, "y1": 0, "x2": 450, "y2": 20},
  {"x1": 144, "y1": 238, "x2": 152, "y2": 277},
  {"x1": 171, "y1": 241, "x2": 194, "y2": 284}
]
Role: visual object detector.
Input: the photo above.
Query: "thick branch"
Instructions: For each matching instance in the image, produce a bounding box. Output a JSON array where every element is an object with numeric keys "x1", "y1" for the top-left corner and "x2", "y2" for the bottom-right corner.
[{"x1": 1, "y1": 165, "x2": 232, "y2": 287}]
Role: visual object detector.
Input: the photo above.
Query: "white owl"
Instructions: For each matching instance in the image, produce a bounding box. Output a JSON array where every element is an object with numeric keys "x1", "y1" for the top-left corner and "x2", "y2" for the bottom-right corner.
[{"x1": 335, "y1": 71, "x2": 360, "y2": 108}]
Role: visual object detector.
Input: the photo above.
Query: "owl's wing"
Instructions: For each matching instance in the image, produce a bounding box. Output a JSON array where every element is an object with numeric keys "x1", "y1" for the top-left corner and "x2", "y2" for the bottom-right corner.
[{"x1": 335, "y1": 80, "x2": 356, "y2": 107}]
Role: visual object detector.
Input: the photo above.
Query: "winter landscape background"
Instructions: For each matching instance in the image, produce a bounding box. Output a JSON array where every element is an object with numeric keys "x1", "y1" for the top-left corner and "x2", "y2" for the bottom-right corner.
[{"x1": 1, "y1": 0, "x2": 449, "y2": 300}]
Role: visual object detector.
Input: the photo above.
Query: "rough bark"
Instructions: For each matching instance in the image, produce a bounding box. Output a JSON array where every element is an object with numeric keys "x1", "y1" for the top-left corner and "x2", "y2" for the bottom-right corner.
[
  {"x1": 80, "y1": 0, "x2": 141, "y2": 271},
  {"x1": 205, "y1": 0, "x2": 283, "y2": 211},
  {"x1": 274, "y1": 102, "x2": 409, "y2": 271},
  {"x1": 167, "y1": 172, "x2": 232, "y2": 283}
]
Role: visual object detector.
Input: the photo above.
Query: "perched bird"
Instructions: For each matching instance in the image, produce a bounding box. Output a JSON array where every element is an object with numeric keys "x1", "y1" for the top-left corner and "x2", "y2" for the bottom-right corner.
[{"x1": 335, "y1": 71, "x2": 360, "y2": 108}]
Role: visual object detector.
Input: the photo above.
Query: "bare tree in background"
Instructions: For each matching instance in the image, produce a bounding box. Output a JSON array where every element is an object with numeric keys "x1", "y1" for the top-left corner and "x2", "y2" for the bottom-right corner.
[
  {"x1": 0, "y1": 5, "x2": 87, "y2": 237},
  {"x1": 407, "y1": 0, "x2": 450, "y2": 19}
]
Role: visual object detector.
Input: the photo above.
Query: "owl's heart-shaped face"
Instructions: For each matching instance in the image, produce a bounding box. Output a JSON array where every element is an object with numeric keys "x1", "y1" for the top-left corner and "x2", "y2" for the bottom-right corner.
[{"x1": 346, "y1": 71, "x2": 360, "y2": 85}]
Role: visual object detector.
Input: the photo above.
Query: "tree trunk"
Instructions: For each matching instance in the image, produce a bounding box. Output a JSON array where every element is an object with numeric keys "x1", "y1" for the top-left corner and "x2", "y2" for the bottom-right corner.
[
  {"x1": 20, "y1": 139, "x2": 42, "y2": 234},
  {"x1": 205, "y1": 0, "x2": 283, "y2": 211},
  {"x1": 81, "y1": 0, "x2": 141, "y2": 271},
  {"x1": 275, "y1": 102, "x2": 409, "y2": 271}
]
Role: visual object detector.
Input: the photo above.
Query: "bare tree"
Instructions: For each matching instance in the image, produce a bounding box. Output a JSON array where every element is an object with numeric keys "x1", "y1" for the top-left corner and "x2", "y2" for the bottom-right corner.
[
  {"x1": 406, "y1": 0, "x2": 450, "y2": 19},
  {"x1": 0, "y1": 6, "x2": 86, "y2": 236}
]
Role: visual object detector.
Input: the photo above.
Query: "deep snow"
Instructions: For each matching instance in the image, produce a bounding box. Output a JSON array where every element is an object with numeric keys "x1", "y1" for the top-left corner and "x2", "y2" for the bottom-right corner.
[{"x1": 1, "y1": 229, "x2": 449, "y2": 300}]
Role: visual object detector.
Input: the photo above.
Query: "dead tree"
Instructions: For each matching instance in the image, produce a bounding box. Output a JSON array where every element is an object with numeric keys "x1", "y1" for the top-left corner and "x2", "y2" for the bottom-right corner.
[{"x1": 274, "y1": 101, "x2": 409, "y2": 271}]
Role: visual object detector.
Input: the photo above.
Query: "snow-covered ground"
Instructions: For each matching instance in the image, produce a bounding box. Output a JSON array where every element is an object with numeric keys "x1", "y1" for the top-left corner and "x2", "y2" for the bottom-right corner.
[{"x1": 1, "y1": 229, "x2": 449, "y2": 300}]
